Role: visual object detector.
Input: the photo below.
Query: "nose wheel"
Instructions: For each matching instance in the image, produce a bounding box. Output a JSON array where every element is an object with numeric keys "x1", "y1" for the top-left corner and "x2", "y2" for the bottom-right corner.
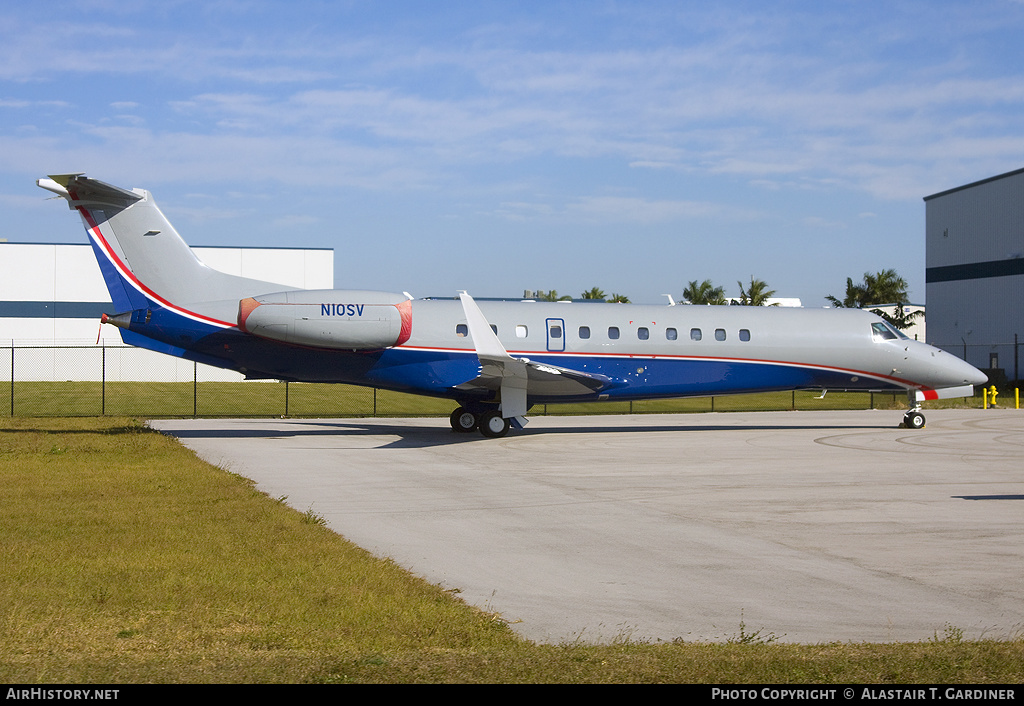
[
  {"x1": 902, "y1": 410, "x2": 926, "y2": 429},
  {"x1": 900, "y1": 390, "x2": 926, "y2": 429}
]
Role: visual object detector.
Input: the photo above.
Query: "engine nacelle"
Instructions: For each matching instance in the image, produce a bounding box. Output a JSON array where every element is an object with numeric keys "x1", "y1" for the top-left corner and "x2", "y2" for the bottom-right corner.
[{"x1": 238, "y1": 289, "x2": 412, "y2": 350}]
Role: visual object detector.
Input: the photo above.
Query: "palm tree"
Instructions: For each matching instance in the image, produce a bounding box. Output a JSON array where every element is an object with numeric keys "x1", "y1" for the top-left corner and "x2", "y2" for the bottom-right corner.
[
  {"x1": 682, "y1": 279, "x2": 726, "y2": 305},
  {"x1": 608, "y1": 293, "x2": 630, "y2": 303},
  {"x1": 826, "y1": 277, "x2": 868, "y2": 309},
  {"x1": 580, "y1": 287, "x2": 606, "y2": 300},
  {"x1": 826, "y1": 269, "x2": 909, "y2": 308},
  {"x1": 538, "y1": 289, "x2": 571, "y2": 302},
  {"x1": 826, "y1": 269, "x2": 923, "y2": 329},
  {"x1": 732, "y1": 277, "x2": 777, "y2": 306}
]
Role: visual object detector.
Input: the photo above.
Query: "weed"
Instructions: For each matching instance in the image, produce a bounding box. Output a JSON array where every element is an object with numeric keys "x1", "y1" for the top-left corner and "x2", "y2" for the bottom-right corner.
[
  {"x1": 727, "y1": 610, "x2": 782, "y2": 645},
  {"x1": 931, "y1": 623, "x2": 964, "y2": 643},
  {"x1": 302, "y1": 506, "x2": 327, "y2": 526}
]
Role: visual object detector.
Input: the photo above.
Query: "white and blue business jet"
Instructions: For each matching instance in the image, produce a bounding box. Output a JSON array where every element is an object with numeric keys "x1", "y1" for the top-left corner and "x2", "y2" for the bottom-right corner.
[{"x1": 38, "y1": 174, "x2": 986, "y2": 437}]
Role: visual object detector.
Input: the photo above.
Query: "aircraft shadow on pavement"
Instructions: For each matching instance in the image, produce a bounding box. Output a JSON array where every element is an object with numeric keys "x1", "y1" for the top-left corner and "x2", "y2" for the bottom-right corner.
[{"x1": 154, "y1": 418, "x2": 892, "y2": 450}]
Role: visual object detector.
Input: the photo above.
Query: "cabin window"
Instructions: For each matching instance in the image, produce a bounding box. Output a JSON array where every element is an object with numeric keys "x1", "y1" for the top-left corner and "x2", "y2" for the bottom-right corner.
[
  {"x1": 690, "y1": 328, "x2": 702, "y2": 341},
  {"x1": 739, "y1": 329, "x2": 750, "y2": 342},
  {"x1": 579, "y1": 326, "x2": 591, "y2": 339},
  {"x1": 608, "y1": 326, "x2": 620, "y2": 340},
  {"x1": 549, "y1": 324, "x2": 562, "y2": 339},
  {"x1": 666, "y1": 328, "x2": 678, "y2": 341},
  {"x1": 637, "y1": 327, "x2": 649, "y2": 340},
  {"x1": 456, "y1": 324, "x2": 468, "y2": 337},
  {"x1": 715, "y1": 328, "x2": 726, "y2": 341},
  {"x1": 515, "y1": 325, "x2": 528, "y2": 338}
]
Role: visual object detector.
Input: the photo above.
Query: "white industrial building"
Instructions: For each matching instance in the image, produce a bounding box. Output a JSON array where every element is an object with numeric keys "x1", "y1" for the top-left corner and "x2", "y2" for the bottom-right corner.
[
  {"x1": 865, "y1": 303, "x2": 926, "y2": 343},
  {"x1": 925, "y1": 167, "x2": 1024, "y2": 384},
  {"x1": 0, "y1": 242, "x2": 333, "y2": 381}
]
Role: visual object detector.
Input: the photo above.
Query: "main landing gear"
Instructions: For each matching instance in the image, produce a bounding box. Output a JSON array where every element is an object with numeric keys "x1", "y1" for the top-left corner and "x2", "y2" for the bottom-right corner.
[{"x1": 449, "y1": 406, "x2": 511, "y2": 438}]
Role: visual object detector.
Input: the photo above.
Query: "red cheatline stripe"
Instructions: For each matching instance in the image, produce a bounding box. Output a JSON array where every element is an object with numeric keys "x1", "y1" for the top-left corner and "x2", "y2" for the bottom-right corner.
[{"x1": 75, "y1": 202, "x2": 235, "y2": 329}]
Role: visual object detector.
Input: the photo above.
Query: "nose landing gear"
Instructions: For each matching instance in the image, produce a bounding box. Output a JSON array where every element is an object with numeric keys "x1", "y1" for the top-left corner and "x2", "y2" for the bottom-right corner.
[
  {"x1": 901, "y1": 390, "x2": 926, "y2": 429},
  {"x1": 902, "y1": 409, "x2": 926, "y2": 429}
]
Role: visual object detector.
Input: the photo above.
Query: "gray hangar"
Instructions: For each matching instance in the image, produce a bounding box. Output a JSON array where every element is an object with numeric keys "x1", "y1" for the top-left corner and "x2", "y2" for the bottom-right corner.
[{"x1": 925, "y1": 167, "x2": 1024, "y2": 385}]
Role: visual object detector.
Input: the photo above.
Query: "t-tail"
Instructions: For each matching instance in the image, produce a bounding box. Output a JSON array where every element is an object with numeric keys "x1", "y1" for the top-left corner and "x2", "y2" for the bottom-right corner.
[
  {"x1": 37, "y1": 174, "x2": 412, "y2": 369},
  {"x1": 37, "y1": 174, "x2": 286, "y2": 329}
]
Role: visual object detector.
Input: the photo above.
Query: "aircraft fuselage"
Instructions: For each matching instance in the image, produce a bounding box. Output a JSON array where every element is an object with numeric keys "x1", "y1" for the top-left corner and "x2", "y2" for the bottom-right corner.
[{"x1": 37, "y1": 173, "x2": 987, "y2": 436}]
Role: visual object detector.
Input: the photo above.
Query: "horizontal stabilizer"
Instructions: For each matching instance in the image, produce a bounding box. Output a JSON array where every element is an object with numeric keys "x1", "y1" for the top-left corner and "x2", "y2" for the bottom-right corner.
[{"x1": 39, "y1": 174, "x2": 142, "y2": 209}]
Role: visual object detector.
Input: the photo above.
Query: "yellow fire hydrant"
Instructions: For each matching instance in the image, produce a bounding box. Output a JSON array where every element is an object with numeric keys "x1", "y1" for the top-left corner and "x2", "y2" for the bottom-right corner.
[{"x1": 985, "y1": 385, "x2": 999, "y2": 408}]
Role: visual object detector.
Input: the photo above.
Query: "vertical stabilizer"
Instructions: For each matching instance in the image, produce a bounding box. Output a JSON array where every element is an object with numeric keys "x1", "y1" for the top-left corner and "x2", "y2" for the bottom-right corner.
[{"x1": 38, "y1": 174, "x2": 290, "y2": 326}]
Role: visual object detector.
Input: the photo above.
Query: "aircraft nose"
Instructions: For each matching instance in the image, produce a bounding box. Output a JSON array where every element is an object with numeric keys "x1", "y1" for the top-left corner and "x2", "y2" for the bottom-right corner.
[
  {"x1": 947, "y1": 352, "x2": 987, "y2": 386},
  {"x1": 966, "y1": 363, "x2": 989, "y2": 386}
]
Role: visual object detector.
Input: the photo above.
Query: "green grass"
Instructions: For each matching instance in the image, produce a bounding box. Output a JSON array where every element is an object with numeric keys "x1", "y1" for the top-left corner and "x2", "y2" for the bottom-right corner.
[
  {"x1": 3, "y1": 380, "x2": 994, "y2": 418},
  {"x1": 2, "y1": 418, "x2": 1022, "y2": 683}
]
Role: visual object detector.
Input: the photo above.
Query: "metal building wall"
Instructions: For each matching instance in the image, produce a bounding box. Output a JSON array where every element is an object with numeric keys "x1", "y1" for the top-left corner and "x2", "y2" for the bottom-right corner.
[
  {"x1": 0, "y1": 243, "x2": 334, "y2": 381},
  {"x1": 925, "y1": 168, "x2": 1024, "y2": 382}
]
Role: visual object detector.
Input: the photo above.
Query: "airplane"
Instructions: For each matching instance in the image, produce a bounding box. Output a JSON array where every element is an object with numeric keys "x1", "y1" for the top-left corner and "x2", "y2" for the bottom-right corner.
[{"x1": 37, "y1": 173, "x2": 987, "y2": 437}]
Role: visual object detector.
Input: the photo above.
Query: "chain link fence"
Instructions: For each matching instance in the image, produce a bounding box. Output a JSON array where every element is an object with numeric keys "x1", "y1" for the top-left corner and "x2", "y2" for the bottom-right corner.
[
  {"x1": 2, "y1": 344, "x2": 986, "y2": 419},
  {"x1": 932, "y1": 340, "x2": 1021, "y2": 389}
]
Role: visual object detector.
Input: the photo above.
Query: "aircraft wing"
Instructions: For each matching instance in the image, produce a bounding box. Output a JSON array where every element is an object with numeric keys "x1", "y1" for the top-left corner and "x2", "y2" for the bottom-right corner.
[
  {"x1": 455, "y1": 292, "x2": 618, "y2": 422},
  {"x1": 454, "y1": 353, "x2": 616, "y2": 395}
]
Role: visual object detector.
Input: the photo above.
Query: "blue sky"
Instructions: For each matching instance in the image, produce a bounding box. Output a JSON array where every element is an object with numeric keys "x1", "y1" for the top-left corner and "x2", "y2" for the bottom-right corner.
[{"x1": 3, "y1": 0, "x2": 1024, "y2": 305}]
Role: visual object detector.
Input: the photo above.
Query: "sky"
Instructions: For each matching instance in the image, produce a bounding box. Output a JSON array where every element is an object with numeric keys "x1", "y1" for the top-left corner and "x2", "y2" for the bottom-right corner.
[{"x1": 3, "y1": 0, "x2": 1024, "y2": 306}]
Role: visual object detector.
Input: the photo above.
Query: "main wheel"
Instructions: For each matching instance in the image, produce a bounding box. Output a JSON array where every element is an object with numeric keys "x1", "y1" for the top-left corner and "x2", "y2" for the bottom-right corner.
[
  {"x1": 478, "y1": 411, "x2": 511, "y2": 438},
  {"x1": 904, "y1": 411, "x2": 926, "y2": 429},
  {"x1": 449, "y1": 407, "x2": 478, "y2": 433}
]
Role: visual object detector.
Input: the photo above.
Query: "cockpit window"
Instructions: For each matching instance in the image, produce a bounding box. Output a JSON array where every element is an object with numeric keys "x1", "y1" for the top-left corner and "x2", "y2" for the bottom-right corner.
[{"x1": 871, "y1": 321, "x2": 908, "y2": 341}]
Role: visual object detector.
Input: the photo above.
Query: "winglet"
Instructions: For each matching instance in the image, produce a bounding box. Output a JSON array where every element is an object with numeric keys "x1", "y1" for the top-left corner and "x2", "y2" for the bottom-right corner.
[
  {"x1": 458, "y1": 291, "x2": 509, "y2": 359},
  {"x1": 458, "y1": 291, "x2": 529, "y2": 421}
]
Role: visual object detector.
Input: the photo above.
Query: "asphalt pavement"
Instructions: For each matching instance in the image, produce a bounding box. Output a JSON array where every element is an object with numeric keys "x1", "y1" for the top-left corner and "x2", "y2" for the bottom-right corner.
[{"x1": 151, "y1": 409, "x2": 1024, "y2": 644}]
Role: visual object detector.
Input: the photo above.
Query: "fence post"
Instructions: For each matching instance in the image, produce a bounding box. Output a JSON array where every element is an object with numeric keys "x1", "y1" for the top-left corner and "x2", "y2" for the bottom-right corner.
[
  {"x1": 101, "y1": 344, "x2": 106, "y2": 416},
  {"x1": 285, "y1": 381, "x2": 289, "y2": 417},
  {"x1": 9, "y1": 346, "x2": 13, "y2": 416},
  {"x1": 193, "y1": 361, "x2": 197, "y2": 417}
]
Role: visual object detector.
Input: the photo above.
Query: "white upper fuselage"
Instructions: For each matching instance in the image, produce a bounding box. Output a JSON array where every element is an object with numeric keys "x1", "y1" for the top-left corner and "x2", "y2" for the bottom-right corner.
[{"x1": 398, "y1": 298, "x2": 983, "y2": 395}]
